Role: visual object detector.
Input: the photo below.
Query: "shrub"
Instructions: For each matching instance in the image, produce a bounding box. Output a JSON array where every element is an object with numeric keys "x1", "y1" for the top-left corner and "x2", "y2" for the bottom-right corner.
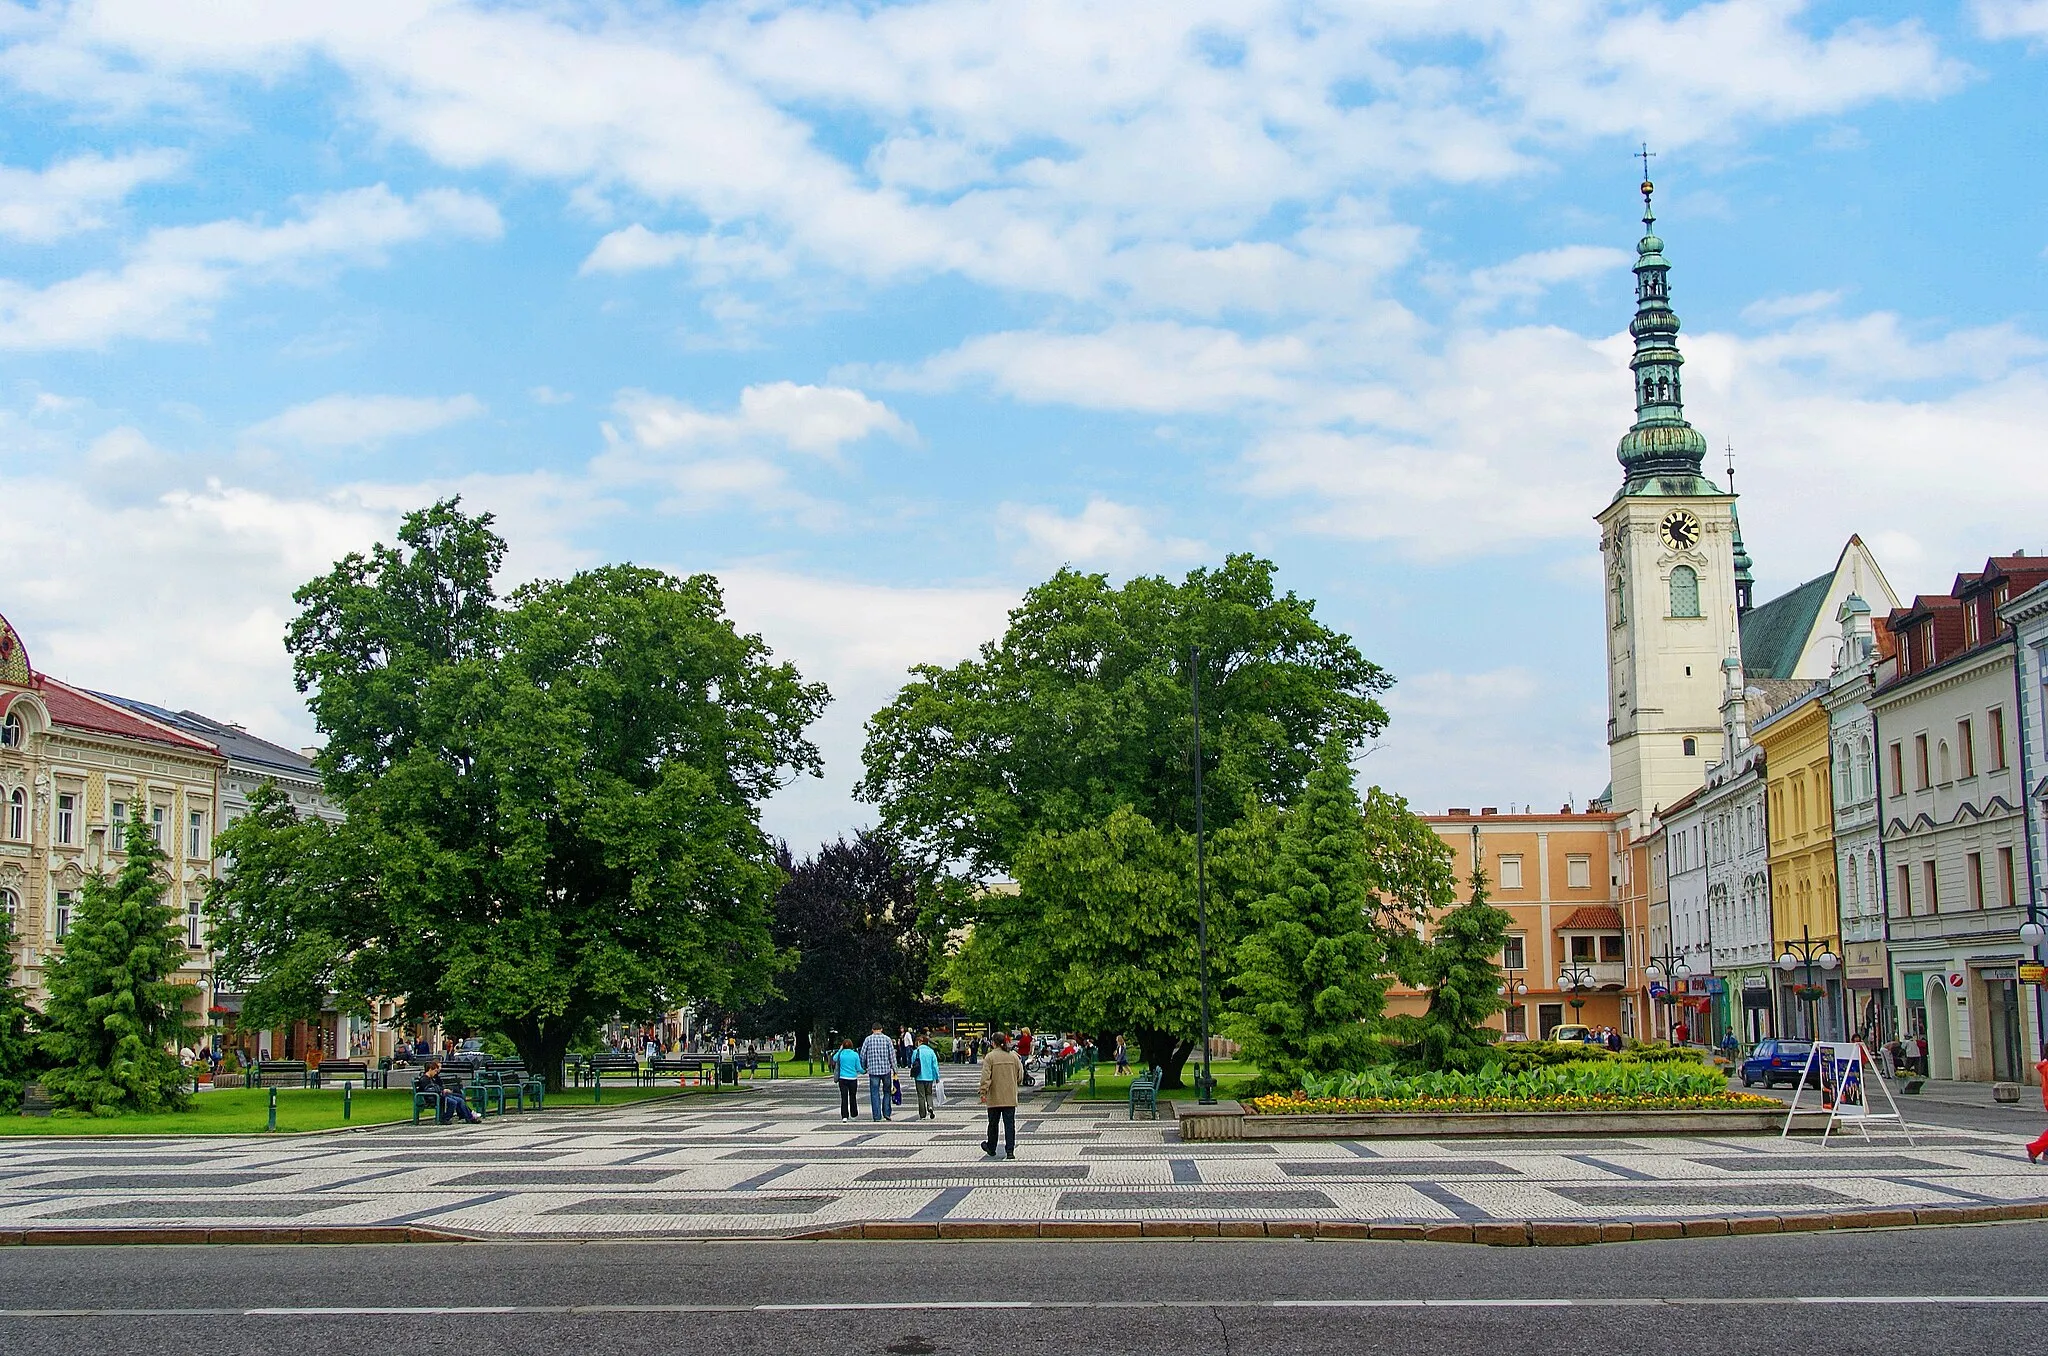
[{"x1": 1289, "y1": 1058, "x2": 1736, "y2": 1107}]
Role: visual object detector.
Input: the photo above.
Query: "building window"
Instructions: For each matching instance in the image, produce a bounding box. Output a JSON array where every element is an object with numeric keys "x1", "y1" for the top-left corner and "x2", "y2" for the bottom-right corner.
[
  {"x1": 1613, "y1": 572, "x2": 1626, "y2": 626},
  {"x1": 186, "y1": 898, "x2": 203, "y2": 949},
  {"x1": 0, "y1": 886, "x2": 15, "y2": 932},
  {"x1": 0, "y1": 712, "x2": 20, "y2": 747},
  {"x1": 1505, "y1": 1004, "x2": 1527, "y2": 1036},
  {"x1": 109, "y1": 798, "x2": 128, "y2": 848},
  {"x1": 1669, "y1": 566, "x2": 1701, "y2": 618},
  {"x1": 1600, "y1": 935, "x2": 1625, "y2": 962},
  {"x1": 1958, "y1": 719, "x2": 1975, "y2": 779},
  {"x1": 150, "y1": 804, "x2": 167, "y2": 848},
  {"x1": 1999, "y1": 847, "x2": 2017, "y2": 907},
  {"x1": 1503, "y1": 934, "x2": 1526, "y2": 970},
  {"x1": 1570, "y1": 935, "x2": 1596, "y2": 961},
  {"x1": 1896, "y1": 864, "x2": 1912, "y2": 917},
  {"x1": 1923, "y1": 861, "x2": 1939, "y2": 914},
  {"x1": 1914, "y1": 734, "x2": 1930, "y2": 790},
  {"x1": 1989, "y1": 707, "x2": 2008, "y2": 771},
  {"x1": 187, "y1": 810, "x2": 207, "y2": 859},
  {"x1": 1967, "y1": 852, "x2": 1984, "y2": 909},
  {"x1": 1683, "y1": 736, "x2": 1698, "y2": 756},
  {"x1": 1566, "y1": 855, "x2": 1592, "y2": 889},
  {"x1": 1888, "y1": 743, "x2": 1904, "y2": 797},
  {"x1": 5, "y1": 787, "x2": 21, "y2": 841},
  {"x1": 56, "y1": 792, "x2": 74, "y2": 845},
  {"x1": 55, "y1": 890, "x2": 73, "y2": 939},
  {"x1": 1498, "y1": 855, "x2": 1523, "y2": 890}
]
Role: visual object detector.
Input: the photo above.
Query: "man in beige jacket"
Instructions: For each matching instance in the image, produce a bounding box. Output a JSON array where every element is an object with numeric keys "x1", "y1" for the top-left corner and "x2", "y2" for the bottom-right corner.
[{"x1": 978, "y1": 1031, "x2": 1024, "y2": 1159}]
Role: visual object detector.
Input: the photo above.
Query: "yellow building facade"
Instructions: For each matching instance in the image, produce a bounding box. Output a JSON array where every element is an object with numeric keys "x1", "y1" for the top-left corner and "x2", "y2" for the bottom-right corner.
[
  {"x1": 1, "y1": 611, "x2": 224, "y2": 1017},
  {"x1": 1753, "y1": 685, "x2": 1844, "y2": 1040},
  {"x1": 1393, "y1": 811, "x2": 1632, "y2": 1039}
]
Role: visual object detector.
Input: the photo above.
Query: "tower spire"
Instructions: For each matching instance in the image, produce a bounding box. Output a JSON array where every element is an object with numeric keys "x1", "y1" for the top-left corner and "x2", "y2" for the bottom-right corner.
[
  {"x1": 1727, "y1": 439, "x2": 1754, "y2": 613},
  {"x1": 1614, "y1": 153, "x2": 1710, "y2": 497}
]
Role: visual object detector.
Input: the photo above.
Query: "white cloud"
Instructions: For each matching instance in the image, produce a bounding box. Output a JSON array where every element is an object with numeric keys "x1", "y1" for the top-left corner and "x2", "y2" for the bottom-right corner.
[
  {"x1": 0, "y1": 148, "x2": 183, "y2": 242},
  {"x1": 1464, "y1": 245, "x2": 1632, "y2": 312},
  {"x1": 1741, "y1": 289, "x2": 1843, "y2": 324},
  {"x1": 245, "y1": 393, "x2": 485, "y2": 449},
  {"x1": 528, "y1": 386, "x2": 575, "y2": 405},
  {"x1": 1368, "y1": 667, "x2": 1610, "y2": 818},
  {"x1": 1976, "y1": 1, "x2": 2048, "y2": 41},
  {"x1": 0, "y1": 184, "x2": 501, "y2": 350},
  {"x1": 1001, "y1": 497, "x2": 1204, "y2": 570},
  {"x1": 887, "y1": 322, "x2": 1314, "y2": 413}
]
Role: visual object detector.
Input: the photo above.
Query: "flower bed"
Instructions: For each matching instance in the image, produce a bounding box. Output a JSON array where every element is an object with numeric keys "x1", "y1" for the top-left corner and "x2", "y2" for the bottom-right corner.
[
  {"x1": 1248, "y1": 1090, "x2": 1778, "y2": 1115},
  {"x1": 1246, "y1": 1059, "x2": 1775, "y2": 1116}
]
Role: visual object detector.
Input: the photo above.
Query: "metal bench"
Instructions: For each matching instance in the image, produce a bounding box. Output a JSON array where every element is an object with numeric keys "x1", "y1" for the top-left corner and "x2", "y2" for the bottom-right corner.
[
  {"x1": 588, "y1": 1055, "x2": 644, "y2": 1101},
  {"x1": 481, "y1": 1061, "x2": 545, "y2": 1110},
  {"x1": 250, "y1": 1060, "x2": 312, "y2": 1090},
  {"x1": 1128, "y1": 1065, "x2": 1164, "y2": 1120},
  {"x1": 649, "y1": 1055, "x2": 715, "y2": 1086},
  {"x1": 312, "y1": 1060, "x2": 374, "y2": 1089},
  {"x1": 410, "y1": 1069, "x2": 491, "y2": 1123}
]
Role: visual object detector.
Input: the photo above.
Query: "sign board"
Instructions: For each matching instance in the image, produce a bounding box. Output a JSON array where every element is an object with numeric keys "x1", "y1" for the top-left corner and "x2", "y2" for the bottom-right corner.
[
  {"x1": 1844, "y1": 941, "x2": 1887, "y2": 985},
  {"x1": 1701, "y1": 976, "x2": 1726, "y2": 995},
  {"x1": 2020, "y1": 962, "x2": 2047, "y2": 985},
  {"x1": 1947, "y1": 971, "x2": 1966, "y2": 993},
  {"x1": 1648, "y1": 982, "x2": 1668, "y2": 999},
  {"x1": 1816, "y1": 1043, "x2": 1866, "y2": 1119},
  {"x1": 952, "y1": 1020, "x2": 989, "y2": 1040}
]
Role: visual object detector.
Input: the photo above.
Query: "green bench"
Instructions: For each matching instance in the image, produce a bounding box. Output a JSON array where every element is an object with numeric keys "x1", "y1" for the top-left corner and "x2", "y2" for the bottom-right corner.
[
  {"x1": 1128, "y1": 1065, "x2": 1164, "y2": 1120},
  {"x1": 250, "y1": 1060, "x2": 312, "y2": 1090}
]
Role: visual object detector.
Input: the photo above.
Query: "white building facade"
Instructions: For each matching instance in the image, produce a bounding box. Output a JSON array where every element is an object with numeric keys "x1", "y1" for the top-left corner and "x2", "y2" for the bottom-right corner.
[{"x1": 1822, "y1": 595, "x2": 1891, "y2": 1042}]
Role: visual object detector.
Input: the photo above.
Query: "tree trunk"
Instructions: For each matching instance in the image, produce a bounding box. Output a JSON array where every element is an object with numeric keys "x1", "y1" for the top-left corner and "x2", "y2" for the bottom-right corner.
[
  {"x1": 1136, "y1": 1029, "x2": 1197, "y2": 1089},
  {"x1": 794, "y1": 1026, "x2": 812, "y2": 1061},
  {"x1": 510, "y1": 1017, "x2": 576, "y2": 1094}
]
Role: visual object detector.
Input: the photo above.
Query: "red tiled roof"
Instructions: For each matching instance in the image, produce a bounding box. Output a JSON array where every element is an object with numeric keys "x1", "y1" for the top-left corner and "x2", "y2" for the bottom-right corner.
[
  {"x1": 36, "y1": 678, "x2": 220, "y2": 755},
  {"x1": 1557, "y1": 906, "x2": 1623, "y2": 931}
]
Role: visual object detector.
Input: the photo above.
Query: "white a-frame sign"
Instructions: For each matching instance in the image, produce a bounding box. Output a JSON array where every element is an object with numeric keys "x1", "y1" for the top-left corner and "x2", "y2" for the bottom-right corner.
[{"x1": 1782, "y1": 1041, "x2": 1912, "y2": 1145}]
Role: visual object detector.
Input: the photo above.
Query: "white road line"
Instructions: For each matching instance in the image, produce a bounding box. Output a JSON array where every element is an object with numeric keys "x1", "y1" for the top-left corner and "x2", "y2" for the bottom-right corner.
[{"x1": 2, "y1": 1297, "x2": 2047, "y2": 1319}]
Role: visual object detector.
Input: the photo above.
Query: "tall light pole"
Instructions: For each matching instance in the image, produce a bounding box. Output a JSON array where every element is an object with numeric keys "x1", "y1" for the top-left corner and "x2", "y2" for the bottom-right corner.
[
  {"x1": 1644, "y1": 949, "x2": 1692, "y2": 1043},
  {"x1": 1777, "y1": 926, "x2": 1840, "y2": 1042},
  {"x1": 1559, "y1": 962, "x2": 1596, "y2": 1025},
  {"x1": 1190, "y1": 645, "x2": 1215, "y2": 1105}
]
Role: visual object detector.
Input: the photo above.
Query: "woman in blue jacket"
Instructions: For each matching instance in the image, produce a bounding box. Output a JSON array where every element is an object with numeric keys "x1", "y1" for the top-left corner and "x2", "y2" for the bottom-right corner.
[{"x1": 833, "y1": 1038, "x2": 864, "y2": 1121}]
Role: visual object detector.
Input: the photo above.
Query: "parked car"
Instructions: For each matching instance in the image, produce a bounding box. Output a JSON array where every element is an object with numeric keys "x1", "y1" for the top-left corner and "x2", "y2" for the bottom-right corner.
[
  {"x1": 1739, "y1": 1039, "x2": 1817, "y2": 1088},
  {"x1": 1550, "y1": 1024, "x2": 1594, "y2": 1044}
]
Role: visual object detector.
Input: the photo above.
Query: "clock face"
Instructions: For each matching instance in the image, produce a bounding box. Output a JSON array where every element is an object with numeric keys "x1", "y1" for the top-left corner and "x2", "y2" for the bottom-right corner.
[{"x1": 1660, "y1": 509, "x2": 1702, "y2": 552}]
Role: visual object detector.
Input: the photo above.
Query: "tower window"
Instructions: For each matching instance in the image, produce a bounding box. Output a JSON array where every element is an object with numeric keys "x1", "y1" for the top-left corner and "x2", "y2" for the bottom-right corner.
[
  {"x1": 1669, "y1": 565, "x2": 1701, "y2": 618},
  {"x1": 1683, "y1": 737, "x2": 1698, "y2": 756}
]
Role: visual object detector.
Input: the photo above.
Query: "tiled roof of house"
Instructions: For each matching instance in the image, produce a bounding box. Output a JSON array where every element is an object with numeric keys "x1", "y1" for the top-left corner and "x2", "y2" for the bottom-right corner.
[
  {"x1": 1740, "y1": 571, "x2": 1832, "y2": 680},
  {"x1": 92, "y1": 693, "x2": 318, "y2": 780},
  {"x1": 1558, "y1": 906, "x2": 1623, "y2": 931},
  {"x1": 37, "y1": 678, "x2": 220, "y2": 754}
]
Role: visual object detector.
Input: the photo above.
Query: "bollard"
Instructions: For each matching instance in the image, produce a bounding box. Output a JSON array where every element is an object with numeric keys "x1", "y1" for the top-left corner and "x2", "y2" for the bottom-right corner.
[
  {"x1": 344, "y1": 1084, "x2": 352, "y2": 1121},
  {"x1": 266, "y1": 1086, "x2": 277, "y2": 1133}
]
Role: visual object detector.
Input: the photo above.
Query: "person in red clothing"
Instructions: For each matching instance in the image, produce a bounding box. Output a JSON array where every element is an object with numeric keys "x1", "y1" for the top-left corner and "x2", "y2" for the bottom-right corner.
[{"x1": 2028, "y1": 1050, "x2": 2048, "y2": 1164}]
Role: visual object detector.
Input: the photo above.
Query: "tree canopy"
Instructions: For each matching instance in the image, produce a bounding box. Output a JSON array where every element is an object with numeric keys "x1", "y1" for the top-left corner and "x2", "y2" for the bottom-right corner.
[
  {"x1": 858, "y1": 555, "x2": 1390, "y2": 877},
  {"x1": 1408, "y1": 865, "x2": 1513, "y2": 1072},
  {"x1": 0, "y1": 909, "x2": 33, "y2": 1113},
  {"x1": 210, "y1": 500, "x2": 828, "y2": 1086},
  {"x1": 38, "y1": 815, "x2": 197, "y2": 1114}
]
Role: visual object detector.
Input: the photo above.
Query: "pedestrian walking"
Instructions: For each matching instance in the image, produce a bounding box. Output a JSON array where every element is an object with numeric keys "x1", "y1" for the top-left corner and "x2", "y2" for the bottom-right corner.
[
  {"x1": 912, "y1": 1031, "x2": 942, "y2": 1119},
  {"x1": 832, "y1": 1038, "x2": 864, "y2": 1121},
  {"x1": 860, "y1": 1023, "x2": 897, "y2": 1122},
  {"x1": 2027, "y1": 1048, "x2": 2048, "y2": 1164},
  {"x1": 979, "y1": 1031, "x2": 1024, "y2": 1160},
  {"x1": 1114, "y1": 1036, "x2": 1129, "y2": 1075}
]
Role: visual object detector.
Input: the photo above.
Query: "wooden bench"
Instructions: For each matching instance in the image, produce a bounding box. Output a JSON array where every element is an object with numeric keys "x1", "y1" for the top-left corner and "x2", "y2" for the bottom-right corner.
[
  {"x1": 1128, "y1": 1065, "x2": 1164, "y2": 1120},
  {"x1": 250, "y1": 1060, "x2": 312, "y2": 1090},
  {"x1": 311, "y1": 1060, "x2": 374, "y2": 1089}
]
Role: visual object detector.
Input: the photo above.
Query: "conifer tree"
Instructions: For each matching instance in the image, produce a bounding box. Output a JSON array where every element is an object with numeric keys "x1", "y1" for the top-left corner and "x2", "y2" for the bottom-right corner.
[
  {"x1": 0, "y1": 910, "x2": 33, "y2": 1113},
  {"x1": 1413, "y1": 866, "x2": 1513, "y2": 1071},
  {"x1": 39, "y1": 814, "x2": 197, "y2": 1114},
  {"x1": 1227, "y1": 738, "x2": 1388, "y2": 1092}
]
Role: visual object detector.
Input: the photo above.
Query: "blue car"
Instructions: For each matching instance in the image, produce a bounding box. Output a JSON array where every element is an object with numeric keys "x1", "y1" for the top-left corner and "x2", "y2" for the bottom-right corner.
[{"x1": 1740, "y1": 1039, "x2": 1817, "y2": 1088}]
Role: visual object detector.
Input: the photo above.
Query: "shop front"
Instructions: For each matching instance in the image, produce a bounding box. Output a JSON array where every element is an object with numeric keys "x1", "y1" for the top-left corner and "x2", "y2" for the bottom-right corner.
[
  {"x1": 1733, "y1": 971, "x2": 1775, "y2": 1046},
  {"x1": 1844, "y1": 939, "x2": 1890, "y2": 1044}
]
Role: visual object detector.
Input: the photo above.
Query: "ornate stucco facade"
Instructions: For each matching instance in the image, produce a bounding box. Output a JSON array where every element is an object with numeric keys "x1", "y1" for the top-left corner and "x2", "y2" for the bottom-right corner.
[{"x1": 0, "y1": 612, "x2": 225, "y2": 1015}]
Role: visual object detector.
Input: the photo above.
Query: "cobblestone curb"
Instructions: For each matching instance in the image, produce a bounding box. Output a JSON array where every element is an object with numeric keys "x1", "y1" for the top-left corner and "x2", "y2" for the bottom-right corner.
[{"x1": 4, "y1": 1200, "x2": 2044, "y2": 1248}]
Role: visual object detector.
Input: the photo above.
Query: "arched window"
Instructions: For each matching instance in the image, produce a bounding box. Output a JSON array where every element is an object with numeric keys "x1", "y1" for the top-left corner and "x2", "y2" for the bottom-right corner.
[
  {"x1": 1613, "y1": 572, "x2": 1627, "y2": 625},
  {"x1": 0, "y1": 712, "x2": 20, "y2": 747},
  {"x1": 6, "y1": 787, "x2": 22, "y2": 840},
  {"x1": 0, "y1": 886, "x2": 15, "y2": 928},
  {"x1": 1669, "y1": 565, "x2": 1701, "y2": 617},
  {"x1": 1683, "y1": 736, "x2": 1698, "y2": 756}
]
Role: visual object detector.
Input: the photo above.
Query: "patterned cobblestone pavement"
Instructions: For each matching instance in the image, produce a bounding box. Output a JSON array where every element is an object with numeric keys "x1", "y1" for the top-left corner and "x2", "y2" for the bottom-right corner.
[{"x1": 4, "y1": 1075, "x2": 2046, "y2": 1240}]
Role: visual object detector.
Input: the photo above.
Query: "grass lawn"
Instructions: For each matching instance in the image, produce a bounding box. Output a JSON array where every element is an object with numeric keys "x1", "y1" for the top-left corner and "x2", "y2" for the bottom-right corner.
[
  {"x1": 1066, "y1": 1058, "x2": 1260, "y2": 1102},
  {"x1": 2, "y1": 1083, "x2": 704, "y2": 1137}
]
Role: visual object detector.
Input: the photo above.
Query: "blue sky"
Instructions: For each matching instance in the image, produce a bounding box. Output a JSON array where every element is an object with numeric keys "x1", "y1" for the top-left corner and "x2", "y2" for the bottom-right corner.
[{"x1": 3, "y1": 1, "x2": 2046, "y2": 849}]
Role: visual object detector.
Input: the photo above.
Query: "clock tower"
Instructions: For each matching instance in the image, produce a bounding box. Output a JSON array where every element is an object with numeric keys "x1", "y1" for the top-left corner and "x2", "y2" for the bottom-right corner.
[{"x1": 1597, "y1": 173, "x2": 1739, "y2": 830}]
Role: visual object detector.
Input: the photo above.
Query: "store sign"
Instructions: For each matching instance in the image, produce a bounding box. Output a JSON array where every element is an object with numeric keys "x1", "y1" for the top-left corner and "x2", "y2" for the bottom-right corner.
[
  {"x1": 1844, "y1": 941, "x2": 1887, "y2": 984},
  {"x1": 2021, "y1": 962, "x2": 2047, "y2": 985}
]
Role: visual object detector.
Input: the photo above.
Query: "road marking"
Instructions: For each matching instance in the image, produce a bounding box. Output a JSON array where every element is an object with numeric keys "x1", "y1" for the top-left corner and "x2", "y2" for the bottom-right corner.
[{"x1": 4, "y1": 1296, "x2": 2048, "y2": 1319}]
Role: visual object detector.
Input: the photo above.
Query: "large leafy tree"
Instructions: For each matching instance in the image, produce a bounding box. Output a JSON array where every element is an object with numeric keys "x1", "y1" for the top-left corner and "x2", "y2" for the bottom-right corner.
[
  {"x1": 1409, "y1": 866, "x2": 1513, "y2": 1072},
  {"x1": 719, "y1": 831, "x2": 943, "y2": 1059},
  {"x1": 859, "y1": 555, "x2": 1391, "y2": 877},
  {"x1": 208, "y1": 783, "x2": 352, "y2": 1035},
  {"x1": 38, "y1": 815, "x2": 198, "y2": 1114},
  {"x1": 0, "y1": 909, "x2": 34, "y2": 1113},
  {"x1": 211, "y1": 500, "x2": 828, "y2": 1088}
]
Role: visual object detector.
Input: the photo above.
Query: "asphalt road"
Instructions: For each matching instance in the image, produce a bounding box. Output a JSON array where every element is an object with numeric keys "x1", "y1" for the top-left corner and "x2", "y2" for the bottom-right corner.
[{"x1": 3, "y1": 1224, "x2": 2046, "y2": 1355}]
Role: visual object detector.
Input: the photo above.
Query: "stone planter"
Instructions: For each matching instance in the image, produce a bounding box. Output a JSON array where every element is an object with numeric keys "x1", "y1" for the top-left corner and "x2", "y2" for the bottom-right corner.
[
  {"x1": 18, "y1": 1080, "x2": 52, "y2": 1117},
  {"x1": 213, "y1": 1073, "x2": 246, "y2": 1089},
  {"x1": 1174, "y1": 1101, "x2": 1829, "y2": 1140},
  {"x1": 1993, "y1": 1082, "x2": 2021, "y2": 1104}
]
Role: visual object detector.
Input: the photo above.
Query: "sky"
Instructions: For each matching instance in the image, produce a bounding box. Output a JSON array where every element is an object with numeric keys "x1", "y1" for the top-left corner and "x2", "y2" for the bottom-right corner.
[{"x1": 3, "y1": 0, "x2": 2047, "y2": 851}]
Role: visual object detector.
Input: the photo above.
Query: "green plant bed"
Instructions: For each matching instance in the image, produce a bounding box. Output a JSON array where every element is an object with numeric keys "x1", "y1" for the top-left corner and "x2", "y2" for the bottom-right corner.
[
  {"x1": 1248, "y1": 1058, "x2": 1769, "y2": 1115},
  {"x1": 3, "y1": 1084, "x2": 694, "y2": 1136},
  {"x1": 1248, "y1": 1091, "x2": 1778, "y2": 1114}
]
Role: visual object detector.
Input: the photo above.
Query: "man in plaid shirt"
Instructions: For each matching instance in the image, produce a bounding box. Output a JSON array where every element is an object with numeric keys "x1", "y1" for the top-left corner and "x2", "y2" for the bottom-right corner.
[{"x1": 860, "y1": 1024, "x2": 897, "y2": 1121}]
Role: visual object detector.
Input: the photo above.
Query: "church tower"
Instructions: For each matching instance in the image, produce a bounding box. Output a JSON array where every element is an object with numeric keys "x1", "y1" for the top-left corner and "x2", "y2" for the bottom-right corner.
[{"x1": 1598, "y1": 170, "x2": 1740, "y2": 830}]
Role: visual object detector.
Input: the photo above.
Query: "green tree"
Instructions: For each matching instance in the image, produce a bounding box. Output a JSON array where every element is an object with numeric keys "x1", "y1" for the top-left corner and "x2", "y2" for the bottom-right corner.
[
  {"x1": 0, "y1": 909, "x2": 34, "y2": 1113},
  {"x1": 1410, "y1": 867, "x2": 1513, "y2": 1071},
  {"x1": 38, "y1": 814, "x2": 197, "y2": 1114},
  {"x1": 859, "y1": 556, "x2": 1391, "y2": 877},
  {"x1": 207, "y1": 783, "x2": 353, "y2": 1035},
  {"x1": 210, "y1": 500, "x2": 828, "y2": 1089},
  {"x1": 1226, "y1": 740, "x2": 1390, "y2": 1092}
]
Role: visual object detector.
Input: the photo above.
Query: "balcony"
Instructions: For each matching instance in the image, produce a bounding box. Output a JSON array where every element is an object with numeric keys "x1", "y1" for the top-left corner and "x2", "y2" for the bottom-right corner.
[{"x1": 1559, "y1": 960, "x2": 1629, "y2": 991}]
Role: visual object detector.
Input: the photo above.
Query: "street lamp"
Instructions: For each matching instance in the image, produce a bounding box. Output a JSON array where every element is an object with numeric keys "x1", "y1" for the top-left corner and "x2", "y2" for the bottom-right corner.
[
  {"x1": 1776, "y1": 926, "x2": 1840, "y2": 1041},
  {"x1": 1643, "y1": 949, "x2": 1692, "y2": 1043},
  {"x1": 1558, "y1": 962, "x2": 1596, "y2": 1024}
]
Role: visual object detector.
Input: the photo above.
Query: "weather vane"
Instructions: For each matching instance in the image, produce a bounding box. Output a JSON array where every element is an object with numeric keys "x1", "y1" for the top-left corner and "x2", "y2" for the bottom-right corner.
[{"x1": 1638, "y1": 142, "x2": 1656, "y2": 214}]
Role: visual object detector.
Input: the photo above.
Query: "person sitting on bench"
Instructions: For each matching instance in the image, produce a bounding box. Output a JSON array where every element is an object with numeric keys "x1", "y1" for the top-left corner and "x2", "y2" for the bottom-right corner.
[{"x1": 415, "y1": 1059, "x2": 482, "y2": 1124}]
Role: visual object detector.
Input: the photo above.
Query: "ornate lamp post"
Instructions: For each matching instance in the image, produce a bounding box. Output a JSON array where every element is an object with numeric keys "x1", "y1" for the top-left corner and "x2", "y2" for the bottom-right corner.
[
  {"x1": 1497, "y1": 978, "x2": 1529, "y2": 1037},
  {"x1": 1642, "y1": 949, "x2": 1692, "y2": 1042},
  {"x1": 1558, "y1": 962, "x2": 1596, "y2": 1025},
  {"x1": 1776, "y1": 927, "x2": 1840, "y2": 1041}
]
